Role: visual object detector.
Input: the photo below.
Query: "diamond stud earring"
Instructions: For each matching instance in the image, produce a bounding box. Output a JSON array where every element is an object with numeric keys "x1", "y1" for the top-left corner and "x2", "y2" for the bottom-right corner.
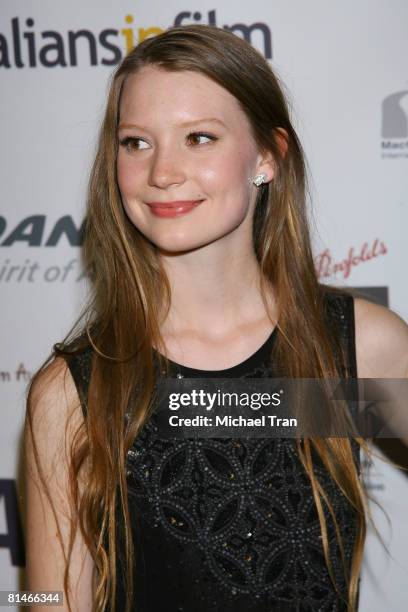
[{"x1": 253, "y1": 173, "x2": 267, "y2": 187}]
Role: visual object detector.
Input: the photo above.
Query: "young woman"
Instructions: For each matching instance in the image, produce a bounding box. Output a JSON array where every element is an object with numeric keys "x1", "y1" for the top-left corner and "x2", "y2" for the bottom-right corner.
[{"x1": 24, "y1": 25, "x2": 408, "y2": 612}]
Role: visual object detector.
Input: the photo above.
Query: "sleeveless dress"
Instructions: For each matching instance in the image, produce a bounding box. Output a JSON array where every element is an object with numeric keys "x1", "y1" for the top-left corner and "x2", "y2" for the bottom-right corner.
[{"x1": 64, "y1": 291, "x2": 361, "y2": 612}]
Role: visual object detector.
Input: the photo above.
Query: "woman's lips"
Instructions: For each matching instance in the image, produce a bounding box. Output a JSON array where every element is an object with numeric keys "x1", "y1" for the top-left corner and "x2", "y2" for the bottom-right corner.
[{"x1": 146, "y1": 199, "x2": 205, "y2": 218}]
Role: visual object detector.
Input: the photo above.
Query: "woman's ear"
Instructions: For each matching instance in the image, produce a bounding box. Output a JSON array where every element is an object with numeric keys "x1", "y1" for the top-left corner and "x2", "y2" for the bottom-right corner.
[
  {"x1": 255, "y1": 128, "x2": 289, "y2": 183},
  {"x1": 274, "y1": 127, "x2": 289, "y2": 160}
]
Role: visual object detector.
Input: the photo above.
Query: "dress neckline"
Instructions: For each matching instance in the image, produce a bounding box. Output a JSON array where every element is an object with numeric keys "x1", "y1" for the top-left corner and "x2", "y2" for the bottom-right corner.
[{"x1": 153, "y1": 325, "x2": 278, "y2": 377}]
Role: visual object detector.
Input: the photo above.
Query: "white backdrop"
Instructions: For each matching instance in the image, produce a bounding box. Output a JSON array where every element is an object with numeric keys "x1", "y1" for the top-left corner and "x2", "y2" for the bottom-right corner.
[{"x1": 1, "y1": 1, "x2": 407, "y2": 609}]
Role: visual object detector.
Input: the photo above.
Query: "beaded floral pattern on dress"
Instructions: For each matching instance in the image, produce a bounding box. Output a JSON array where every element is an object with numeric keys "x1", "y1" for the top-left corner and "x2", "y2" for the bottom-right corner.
[{"x1": 124, "y1": 379, "x2": 358, "y2": 611}]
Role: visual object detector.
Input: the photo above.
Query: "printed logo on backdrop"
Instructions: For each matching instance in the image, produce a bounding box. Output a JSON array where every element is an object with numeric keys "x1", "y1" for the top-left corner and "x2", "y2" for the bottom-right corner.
[
  {"x1": 0, "y1": 480, "x2": 25, "y2": 567},
  {"x1": 0, "y1": 11, "x2": 272, "y2": 69},
  {"x1": 315, "y1": 238, "x2": 388, "y2": 280},
  {"x1": 350, "y1": 286, "x2": 388, "y2": 308},
  {"x1": 381, "y1": 90, "x2": 408, "y2": 159},
  {"x1": 0, "y1": 214, "x2": 90, "y2": 283}
]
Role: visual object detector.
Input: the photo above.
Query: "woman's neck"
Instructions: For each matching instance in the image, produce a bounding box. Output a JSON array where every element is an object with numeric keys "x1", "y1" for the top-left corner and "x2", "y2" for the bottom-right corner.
[{"x1": 158, "y1": 242, "x2": 277, "y2": 338}]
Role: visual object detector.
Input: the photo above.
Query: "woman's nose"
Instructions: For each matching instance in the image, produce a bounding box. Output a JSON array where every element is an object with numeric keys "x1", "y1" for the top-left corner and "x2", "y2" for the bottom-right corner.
[{"x1": 148, "y1": 149, "x2": 186, "y2": 189}]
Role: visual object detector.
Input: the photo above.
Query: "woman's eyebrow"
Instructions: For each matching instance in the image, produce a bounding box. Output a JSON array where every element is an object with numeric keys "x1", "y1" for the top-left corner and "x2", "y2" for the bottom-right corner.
[{"x1": 118, "y1": 117, "x2": 227, "y2": 130}]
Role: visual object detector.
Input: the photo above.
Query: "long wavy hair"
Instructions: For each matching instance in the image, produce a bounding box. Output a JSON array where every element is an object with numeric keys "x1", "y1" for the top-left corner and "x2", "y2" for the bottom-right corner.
[{"x1": 25, "y1": 25, "x2": 375, "y2": 612}]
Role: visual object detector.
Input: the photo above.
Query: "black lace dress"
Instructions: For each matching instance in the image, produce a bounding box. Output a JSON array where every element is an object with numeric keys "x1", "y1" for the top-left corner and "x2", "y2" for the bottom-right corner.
[{"x1": 65, "y1": 291, "x2": 361, "y2": 612}]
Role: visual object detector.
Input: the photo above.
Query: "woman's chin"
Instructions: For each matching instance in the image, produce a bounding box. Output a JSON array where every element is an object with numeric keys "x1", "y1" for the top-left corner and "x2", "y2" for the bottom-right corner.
[
  {"x1": 155, "y1": 240, "x2": 205, "y2": 256},
  {"x1": 150, "y1": 233, "x2": 217, "y2": 256}
]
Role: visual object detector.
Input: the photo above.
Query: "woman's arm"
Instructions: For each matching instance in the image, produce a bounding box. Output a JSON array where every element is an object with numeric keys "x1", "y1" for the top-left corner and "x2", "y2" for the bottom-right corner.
[
  {"x1": 24, "y1": 357, "x2": 94, "y2": 611},
  {"x1": 355, "y1": 297, "x2": 408, "y2": 378},
  {"x1": 354, "y1": 297, "x2": 408, "y2": 441}
]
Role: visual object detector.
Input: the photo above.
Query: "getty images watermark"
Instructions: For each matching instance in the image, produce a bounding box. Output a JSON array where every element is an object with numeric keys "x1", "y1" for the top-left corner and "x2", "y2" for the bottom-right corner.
[
  {"x1": 152, "y1": 378, "x2": 408, "y2": 439},
  {"x1": 166, "y1": 386, "x2": 294, "y2": 427}
]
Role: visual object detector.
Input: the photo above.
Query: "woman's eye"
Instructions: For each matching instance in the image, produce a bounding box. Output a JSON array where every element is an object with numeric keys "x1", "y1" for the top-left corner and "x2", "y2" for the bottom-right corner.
[
  {"x1": 186, "y1": 132, "x2": 216, "y2": 146},
  {"x1": 119, "y1": 137, "x2": 150, "y2": 151},
  {"x1": 119, "y1": 132, "x2": 217, "y2": 152}
]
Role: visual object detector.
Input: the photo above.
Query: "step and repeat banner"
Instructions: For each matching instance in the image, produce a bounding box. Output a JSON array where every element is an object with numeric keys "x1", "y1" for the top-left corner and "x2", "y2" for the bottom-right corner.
[{"x1": 1, "y1": 1, "x2": 407, "y2": 610}]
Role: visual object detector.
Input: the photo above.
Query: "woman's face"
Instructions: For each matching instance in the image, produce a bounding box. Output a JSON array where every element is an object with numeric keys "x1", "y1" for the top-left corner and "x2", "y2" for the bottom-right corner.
[{"x1": 117, "y1": 65, "x2": 272, "y2": 254}]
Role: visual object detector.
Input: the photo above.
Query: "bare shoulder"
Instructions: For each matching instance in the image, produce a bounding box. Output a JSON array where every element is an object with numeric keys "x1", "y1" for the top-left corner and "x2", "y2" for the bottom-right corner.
[
  {"x1": 29, "y1": 354, "x2": 78, "y2": 410},
  {"x1": 25, "y1": 355, "x2": 85, "y2": 494},
  {"x1": 354, "y1": 297, "x2": 408, "y2": 377}
]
